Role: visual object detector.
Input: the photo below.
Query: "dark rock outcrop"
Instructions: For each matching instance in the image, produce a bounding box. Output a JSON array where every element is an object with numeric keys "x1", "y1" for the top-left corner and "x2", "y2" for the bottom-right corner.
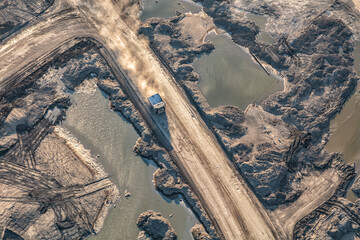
[
  {"x1": 139, "y1": 14, "x2": 215, "y2": 82},
  {"x1": 191, "y1": 224, "x2": 212, "y2": 240},
  {"x1": 352, "y1": 175, "x2": 360, "y2": 197},
  {"x1": 136, "y1": 210, "x2": 177, "y2": 240}
]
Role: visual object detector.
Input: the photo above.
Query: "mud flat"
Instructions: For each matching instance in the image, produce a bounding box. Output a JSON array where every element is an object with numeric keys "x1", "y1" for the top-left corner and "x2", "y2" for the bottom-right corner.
[{"x1": 52, "y1": 126, "x2": 119, "y2": 233}]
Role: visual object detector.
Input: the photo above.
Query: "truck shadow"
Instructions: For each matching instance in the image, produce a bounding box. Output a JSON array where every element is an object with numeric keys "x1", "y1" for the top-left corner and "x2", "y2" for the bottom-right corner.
[{"x1": 151, "y1": 110, "x2": 171, "y2": 149}]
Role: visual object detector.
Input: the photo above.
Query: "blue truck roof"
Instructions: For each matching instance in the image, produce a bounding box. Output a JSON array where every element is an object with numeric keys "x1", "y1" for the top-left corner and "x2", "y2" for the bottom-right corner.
[{"x1": 148, "y1": 93, "x2": 163, "y2": 105}]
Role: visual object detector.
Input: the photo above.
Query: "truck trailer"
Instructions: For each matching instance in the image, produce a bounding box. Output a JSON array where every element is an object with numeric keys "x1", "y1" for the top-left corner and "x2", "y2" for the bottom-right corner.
[{"x1": 148, "y1": 93, "x2": 165, "y2": 114}]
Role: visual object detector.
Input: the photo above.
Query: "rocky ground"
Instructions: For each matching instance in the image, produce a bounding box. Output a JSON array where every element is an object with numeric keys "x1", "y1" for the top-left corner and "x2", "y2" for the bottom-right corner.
[
  {"x1": 0, "y1": 0, "x2": 53, "y2": 42},
  {"x1": 191, "y1": 224, "x2": 212, "y2": 240},
  {"x1": 293, "y1": 197, "x2": 360, "y2": 239},
  {"x1": 352, "y1": 175, "x2": 360, "y2": 197},
  {"x1": 139, "y1": 0, "x2": 360, "y2": 238},
  {"x1": 136, "y1": 210, "x2": 177, "y2": 240},
  {"x1": 225, "y1": 0, "x2": 360, "y2": 40}
]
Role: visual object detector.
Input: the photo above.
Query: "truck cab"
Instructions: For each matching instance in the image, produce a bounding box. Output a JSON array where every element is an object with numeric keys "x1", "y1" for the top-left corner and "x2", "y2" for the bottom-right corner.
[{"x1": 148, "y1": 93, "x2": 165, "y2": 114}]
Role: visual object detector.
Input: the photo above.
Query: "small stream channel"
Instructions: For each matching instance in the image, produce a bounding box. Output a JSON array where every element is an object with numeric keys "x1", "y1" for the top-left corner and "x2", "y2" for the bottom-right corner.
[
  {"x1": 325, "y1": 41, "x2": 360, "y2": 202},
  {"x1": 63, "y1": 88, "x2": 197, "y2": 240}
]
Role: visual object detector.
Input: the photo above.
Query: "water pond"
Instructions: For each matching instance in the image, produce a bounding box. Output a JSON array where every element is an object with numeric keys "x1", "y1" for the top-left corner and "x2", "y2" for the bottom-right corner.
[
  {"x1": 325, "y1": 41, "x2": 360, "y2": 202},
  {"x1": 63, "y1": 88, "x2": 197, "y2": 239},
  {"x1": 193, "y1": 32, "x2": 283, "y2": 110}
]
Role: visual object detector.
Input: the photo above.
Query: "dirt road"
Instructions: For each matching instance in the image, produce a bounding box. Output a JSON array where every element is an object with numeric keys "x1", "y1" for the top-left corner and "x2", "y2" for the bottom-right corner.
[
  {"x1": 0, "y1": 3, "x2": 100, "y2": 95},
  {"x1": 0, "y1": 1, "x2": 281, "y2": 239},
  {"x1": 65, "y1": 0, "x2": 282, "y2": 239},
  {"x1": 353, "y1": 0, "x2": 360, "y2": 11},
  {"x1": 273, "y1": 169, "x2": 340, "y2": 238}
]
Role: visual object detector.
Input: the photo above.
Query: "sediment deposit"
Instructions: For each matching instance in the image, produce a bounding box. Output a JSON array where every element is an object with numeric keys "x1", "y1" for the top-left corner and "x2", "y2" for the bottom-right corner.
[{"x1": 136, "y1": 210, "x2": 177, "y2": 240}]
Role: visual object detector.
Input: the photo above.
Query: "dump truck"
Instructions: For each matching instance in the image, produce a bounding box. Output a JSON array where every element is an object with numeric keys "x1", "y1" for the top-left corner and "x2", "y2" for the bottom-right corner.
[{"x1": 148, "y1": 93, "x2": 165, "y2": 114}]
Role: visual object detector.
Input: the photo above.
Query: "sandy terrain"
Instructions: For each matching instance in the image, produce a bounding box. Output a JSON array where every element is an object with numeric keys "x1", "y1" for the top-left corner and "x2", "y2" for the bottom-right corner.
[
  {"x1": 178, "y1": 12, "x2": 218, "y2": 44},
  {"x1": 353, "y1": 0, "x2": 360, "y2": 12}
]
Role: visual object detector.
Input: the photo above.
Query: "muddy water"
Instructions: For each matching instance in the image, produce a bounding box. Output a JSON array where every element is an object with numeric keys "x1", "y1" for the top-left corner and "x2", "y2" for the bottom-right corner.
[
  {"x1": 193, "y1": 32, "x2": 283, "y2": 109},
  {"x1": 63, "y1": 88, "x2": 197, "y2": 239},
  {"x1": 325, "y1": 41, "x2": 360, "y2": 201},
  {"x1": 245, "y1": 13, "x2": 276, "y2": 44},
  {"x1": 141, "y1": 1, "x2": 282, "y2": 110},
  {"x1": 140, "y1": 0, "x2": 202, "y2": 21}
]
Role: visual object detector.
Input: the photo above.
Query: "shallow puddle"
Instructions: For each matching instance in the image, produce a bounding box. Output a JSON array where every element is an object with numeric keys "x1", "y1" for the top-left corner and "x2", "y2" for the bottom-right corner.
[
  {"x1": 140, "y1": 0, "x2": 202, "y2": 21},
  {"x1": 246, "y1": 13, "x2": 276, "y2": 44},
  {"x1": 63, "y1": 88, "x2": 197, "y2": 239},
  {"x1": 325, "y1": 41, "x2": 360, "y2": 201},
  {"x1": 193, "y1": 32, "x2": 283, "y2": 110},
  {"x1": 141, "y1": 1, "x2": 282, "y2": 110}
]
